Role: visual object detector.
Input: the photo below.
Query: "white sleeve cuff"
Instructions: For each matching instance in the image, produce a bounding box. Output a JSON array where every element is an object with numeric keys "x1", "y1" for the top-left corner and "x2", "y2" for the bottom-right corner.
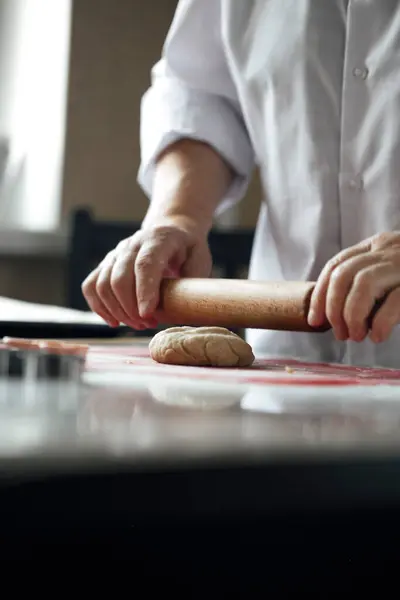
[{"x1": 137, "y1": 81, "x2": 254, "y2": 211}]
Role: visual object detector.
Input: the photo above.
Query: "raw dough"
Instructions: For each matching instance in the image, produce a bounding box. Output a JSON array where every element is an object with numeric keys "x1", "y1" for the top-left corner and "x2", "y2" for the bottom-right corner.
[{"x1": 149, "y1": 326, "x2": 254, "y2": 367}]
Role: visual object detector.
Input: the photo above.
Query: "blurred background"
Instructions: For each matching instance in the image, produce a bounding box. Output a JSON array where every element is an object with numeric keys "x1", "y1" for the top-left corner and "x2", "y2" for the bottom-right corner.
[{"x1": 0, "y1": 0, "x2": 261, "y2": 309}]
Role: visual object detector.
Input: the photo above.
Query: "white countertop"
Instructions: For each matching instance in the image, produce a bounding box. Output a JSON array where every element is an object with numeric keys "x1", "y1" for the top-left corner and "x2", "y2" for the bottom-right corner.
[{"x1": 1, "y1": 340, "x2": 400, "y2": 477}]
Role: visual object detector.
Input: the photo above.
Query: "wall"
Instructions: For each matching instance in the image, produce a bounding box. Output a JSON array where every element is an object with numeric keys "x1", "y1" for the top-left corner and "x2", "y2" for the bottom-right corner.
[
  {"x1": 0, "y1": 0, "x2": 261, "y2": 306},
  {"x1": 62, "y1": 0, "x2": 261, "y2": 227},
  {"x1": 0, "y1": 257, "x2": 65, "y2": 305},
  {"x1": 62, "y1": 0, "x2": 178, "y2": 223},
  {"x1": 0, "y1": 0, "x2": 72, "y2": 230},
  {"x1": 0, "y1": 0, "x2": 69, "y2": 305}
]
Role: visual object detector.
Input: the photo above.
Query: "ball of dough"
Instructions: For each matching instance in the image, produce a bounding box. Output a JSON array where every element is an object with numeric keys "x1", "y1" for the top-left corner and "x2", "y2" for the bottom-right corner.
[{"x1": 149, "y1": 326, "x2": 254, "y2": 368}]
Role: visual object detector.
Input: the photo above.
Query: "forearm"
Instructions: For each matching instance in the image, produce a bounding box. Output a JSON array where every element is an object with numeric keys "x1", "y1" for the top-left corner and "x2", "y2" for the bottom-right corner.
[{"x1": 142, "y1": 139, "x2": 234, "y2": 235}]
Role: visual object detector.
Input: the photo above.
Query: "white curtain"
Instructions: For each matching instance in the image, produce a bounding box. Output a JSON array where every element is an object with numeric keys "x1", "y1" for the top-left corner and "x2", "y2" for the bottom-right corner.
[{"x1": 0, "y1": 0, "x2": 72, "y2": 231}]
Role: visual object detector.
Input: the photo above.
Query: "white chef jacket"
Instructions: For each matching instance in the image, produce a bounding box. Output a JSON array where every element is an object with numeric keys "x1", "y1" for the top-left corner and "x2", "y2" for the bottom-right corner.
[{"x1": 138, "y1": 0, "x2": 400, "y2": 368}]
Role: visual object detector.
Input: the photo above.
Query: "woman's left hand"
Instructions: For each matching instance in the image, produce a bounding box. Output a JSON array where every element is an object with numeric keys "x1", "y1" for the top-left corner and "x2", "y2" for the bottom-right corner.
[{"x1": 308, "y1": 232, "x2": 400, "y2": 343}]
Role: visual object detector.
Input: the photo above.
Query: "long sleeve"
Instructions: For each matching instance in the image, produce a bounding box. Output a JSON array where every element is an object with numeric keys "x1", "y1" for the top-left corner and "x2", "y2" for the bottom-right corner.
[{"x1": 137, "y1": 0, "x2": 255, "y2": 213}]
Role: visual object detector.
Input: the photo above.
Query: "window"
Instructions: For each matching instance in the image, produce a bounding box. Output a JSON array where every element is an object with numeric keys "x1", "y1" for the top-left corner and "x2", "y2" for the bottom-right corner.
[{"x1": 0, "y1": 0, "x2": 72, "y2": 231}]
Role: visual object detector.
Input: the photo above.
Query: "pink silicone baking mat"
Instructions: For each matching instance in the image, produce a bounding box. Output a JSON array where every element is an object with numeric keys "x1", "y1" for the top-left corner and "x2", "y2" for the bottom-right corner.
[{"x1": 87, "y1": 345, "x2": 400, "y2": 387}]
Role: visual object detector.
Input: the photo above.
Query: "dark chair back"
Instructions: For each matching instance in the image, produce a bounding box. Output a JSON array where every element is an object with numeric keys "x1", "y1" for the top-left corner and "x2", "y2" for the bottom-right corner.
[{"x1": 66, "y1": 208, "x2": 254, "y2": 311}]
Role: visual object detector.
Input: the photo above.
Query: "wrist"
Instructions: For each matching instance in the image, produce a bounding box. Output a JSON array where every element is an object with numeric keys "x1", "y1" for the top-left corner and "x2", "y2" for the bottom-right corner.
[
  {"x1": 142, "y1": 211, "x2": 211, "y2": 238},
  {"x1": 143, "y1": 138, "x2": 231, "y2": 236}
]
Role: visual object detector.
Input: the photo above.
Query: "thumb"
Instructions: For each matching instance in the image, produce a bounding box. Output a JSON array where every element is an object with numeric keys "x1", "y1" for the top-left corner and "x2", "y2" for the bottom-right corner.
[{"x1": 135, "y1": 240, "x2": 181, "y2": 317}]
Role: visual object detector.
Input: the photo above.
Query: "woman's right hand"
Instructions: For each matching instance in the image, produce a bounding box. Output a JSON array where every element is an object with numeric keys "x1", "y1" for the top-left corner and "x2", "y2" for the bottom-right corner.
[{"x1": 81, "y1": 216, "x2": 212, "y2": 330}]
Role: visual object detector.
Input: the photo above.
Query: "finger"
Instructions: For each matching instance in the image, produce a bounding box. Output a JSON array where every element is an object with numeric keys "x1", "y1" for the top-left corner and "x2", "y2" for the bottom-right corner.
[
  {"x1": 164, "y1": 255, "x2": 183, "y2": 278},
  {"x1": 370, "y1": 287, "x2": 400, "y2": 343},
  {"x1": 82, "y1": 269, "x2": 120, "y2": 327},
  {"x1": 370, "y1": 231, "x2": 400, "y2": 252},
  {"x1": 110, "y1": 251, "x2": 157, "y2": 330},
  {"x1": 325, "y1": 254, "x2": 381, "y2": 341},
  {"x1": 344, "y1": 263, "x2": 400, "y2": 341},
  {"x1": 135, "y1": 240, "x2": 187, "y2": 318},
  {"x1": 308, "y1": 241, "x2": 370, "y2": 328},
  {"x1": 96, "y1": 258, "x2": 138, "y2": 328},
  {"x1": 163, "y1": 266, "x2": 180, "y2": 278},
  {"x1": 181, "y1": 245, "x2": 213, "y2": 278}
]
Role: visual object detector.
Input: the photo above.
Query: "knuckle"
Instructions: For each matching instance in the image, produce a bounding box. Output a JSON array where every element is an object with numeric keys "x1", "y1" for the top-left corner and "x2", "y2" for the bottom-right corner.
[
  {"x1": 372, "y1": 250, "x2": 387, "y2": 264},
  {"x1": 110, "y1": 273, "x2": 132, "y2": 297},
  {"x1": 81, "y1": 279, "x2": 91, "y2": 295},
  {"x1": 117, "y1": 234, "x2": 142, "y2": 253},
  {"x1": 110, "y1": 270, "x2": 125, "y2": 289},
  {"x1": 130, "y1": 230, "x2": 143, "y2": 244},
  {"x1": 344, "y1": 307, "x2": 363, "y2": 328},
  {"x1": 353, "y1": 270, "x2": 374, "y2": 293},
  {"x1": 326, "y1": 252, "x2": 346, "y2": 273},
  {"x1": 95, "y1": 277, "x2": 110, "y2": 297},
  {"x1": 343, "y1": 297, "x2": 368, "y2": 328},
  {"x1": 152, "y1": 224, "x2": 173, "y2": 237},
  {"x1": 81, "y1": 273, "x2": 96, "y2": 296},
  {"x1": 104, "y1": 250, "x2": 115, "y2": 263},
  {"x1": 152, "y1": 225, "x2": 184, "y2": 246},
  {"x1": 136, "y1": 252, "x2": 153, "y2": 271},
  {"x1": 371, "y1": 232, "x2": 397, "y2": 249},
  {"x1": 116, "y1": 239, "x2": 130, "y2": 253},
  {"x1": 325, "y1": 304, "x2": 341, "y2": 326},
  {"x1": 330, "y1": 263, "x2": 347, "y2": 284}
]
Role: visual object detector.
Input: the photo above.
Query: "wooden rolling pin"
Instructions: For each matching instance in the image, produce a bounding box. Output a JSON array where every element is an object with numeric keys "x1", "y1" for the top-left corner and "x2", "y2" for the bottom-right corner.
[{"x1": 156, "y1": 279, "x2": 328, "y2": 332}]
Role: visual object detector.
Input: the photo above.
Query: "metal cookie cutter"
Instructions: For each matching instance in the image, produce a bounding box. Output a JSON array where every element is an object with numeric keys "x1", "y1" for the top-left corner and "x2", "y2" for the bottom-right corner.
[{"x1": 0, "y1": 347, "x2": 84, "y2": 382}]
